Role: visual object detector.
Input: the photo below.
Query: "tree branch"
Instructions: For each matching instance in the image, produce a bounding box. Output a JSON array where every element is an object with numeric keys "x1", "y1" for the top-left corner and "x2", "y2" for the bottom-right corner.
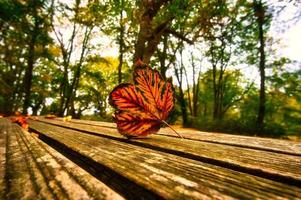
[{"x1": 165, "y1": 28, "x2": 194, "y2": 44}]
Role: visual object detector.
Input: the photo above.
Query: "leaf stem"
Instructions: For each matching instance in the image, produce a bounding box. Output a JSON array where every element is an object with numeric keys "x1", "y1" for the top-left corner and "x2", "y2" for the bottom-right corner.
[{"x1": 161, "y1": 120, "x2": 183, "y2": 139}]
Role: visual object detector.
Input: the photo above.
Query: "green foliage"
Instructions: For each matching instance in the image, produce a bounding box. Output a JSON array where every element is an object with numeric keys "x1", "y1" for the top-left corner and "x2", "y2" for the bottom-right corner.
[
  {"x1": 76, "y1": 56, "x2": 131, "y2": 118},
  {"x1": 0, "y1": 0, "x2": 300, "y2": 139},
  {"x1": 0, "y1": 0, "x2": 53, "y2": 115},
  {"x1": 190, "y1": 118, "x2": 286, "y2": 138}
]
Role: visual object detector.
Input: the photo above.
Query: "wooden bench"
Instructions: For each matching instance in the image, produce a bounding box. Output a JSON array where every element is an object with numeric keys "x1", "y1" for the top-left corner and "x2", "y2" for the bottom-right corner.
[{"x1": 1, "y1": 117, "x2": 301, "y2": 199}]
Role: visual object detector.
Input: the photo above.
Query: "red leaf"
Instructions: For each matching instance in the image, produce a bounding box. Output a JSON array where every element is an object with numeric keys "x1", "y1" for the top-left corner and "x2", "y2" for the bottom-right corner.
[
  {"x1": 11, "y1": 116, "x2": 28, "y2": 130},
  {"x1": 109, "y1": 62, "x2": 174, "y2": 138}
]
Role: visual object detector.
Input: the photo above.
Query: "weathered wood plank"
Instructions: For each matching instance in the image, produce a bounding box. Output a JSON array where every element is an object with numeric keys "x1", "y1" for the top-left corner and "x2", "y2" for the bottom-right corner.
[
  {"x1": 49, "y1": 117, "x2": 301, "y2": 156},
  {"x1": 28, "y1": 120, "x2": 301, "y2": 199},
  {"x1": 3, "y1": 119, "x2": 55, "y2": 199},
  {"x1": 158, "y1": 128, "x2": 301, "y2": 156},
  {"x1": 32, "y1": 118, "x2": 301, "y2": 186},
  {"x1": 0, "y1": 118, "x2": 124, "y2": 200},
  {"x1": 0, "y1": 119, "x2": 7, "y2": 199}
]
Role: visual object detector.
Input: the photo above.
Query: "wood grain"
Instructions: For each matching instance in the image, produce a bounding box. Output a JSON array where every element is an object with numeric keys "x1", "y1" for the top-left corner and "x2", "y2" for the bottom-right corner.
[
  {"x1": 32, "y1": 118, "x2": 301, "y2": 186},
  {"x1": 51, "y1": 117, "x2": 301, "y2": 156},
  {"x1": 0, "y1": 119, "x2": 7, "y2": 199},
  {"x1": 28, "y1": 120, "x2": 301, "y2": 199},
  {"x1": 0, "y1": 118, "x2": 124, "y2": 200}
]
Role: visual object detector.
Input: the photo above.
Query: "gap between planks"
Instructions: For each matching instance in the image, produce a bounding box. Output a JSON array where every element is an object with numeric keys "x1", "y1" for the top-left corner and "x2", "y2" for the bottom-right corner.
[
  {"x1": 0, "y1": 119, "x2": 124, "y2": 200},
  {"x1": 29, "y1": 119, "x2": 301, "y2": 189},
  {"x1": 27, "y1": 121, "x2": 301, "y2": 199},
  {"x1": 48, "y1": 117, "x2": 301, "y2": 157}
]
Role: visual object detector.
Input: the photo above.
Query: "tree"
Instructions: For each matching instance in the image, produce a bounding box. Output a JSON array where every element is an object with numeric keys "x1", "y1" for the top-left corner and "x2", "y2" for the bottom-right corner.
[
  {"x1": 267, "y1": 66, "x2": 301, "y2": 135},
  {"x1": 50, "y1": 0, "x2": 106, "y2": 116},
  {"x1": 114, "y1": 0, "x2": 126, "y2": 84},
  {"x1": 190, "y1": 53, "x2": 201, "y2": 117},
  {"x1": 198, "y1": 0, "x2": 251, "y2": 119},
  {"x1": 199, "y1": 69, "x2": 248, "y2": 120},
  {"x1": 133, "y1": 0, "x2": 196, "y2": 64},
  {"x1": 174, "y1": 44, "x2": 188, "y2": 126},
  {"x1": 253, "y1": 0, "x2": 268, "y2": 132},
  {"x1": 0, "y1": 0, "x2": 25, "y2": 115},
  {"x1": 0, "y1": 0, "x2": 52, "y2": 115},
  {"x1": 22, "y1": 0, "x2": 53, "y2": 114},
  {"x1": 77, "y1": 56, "x2": 130, "y2": 119}
]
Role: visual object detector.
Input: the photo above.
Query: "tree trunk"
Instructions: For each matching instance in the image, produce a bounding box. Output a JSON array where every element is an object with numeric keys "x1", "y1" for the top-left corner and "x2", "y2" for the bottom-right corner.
[
  {"x1": 178, "y1": 88, "x2": 188, "y2": 126},
  {"x1": 193, "y1": 71, "x2": 201, "y2": 117},
  {"x1": 174, "y1": 48, "x2": 188, "y2": 127},
  {"x1": 55, "y1": 0, "x2": 80, "y2": 116},
  {"x1": 32, "y1": 99, "x2": 43, "y2": 116},
  {"x1": 255, "y1": 0, "x2": 266, "y2": 132},
  {"x1": 191, "y1": 54, "x2": 201, "y2": 117},
  {"x1": 63, "y1": 26, "x2": 92, "y2": 115},
  {"x1": 22, "y1": 18, "x2": 39, "y2": 114},
  {"x1": 58, "y1": 64, "x2": 68, "y2": 116},
  {"x1": 212, "y1": 63, "x2": 219, "y2": 119},
  {"x1": 158, "y1": 34, "x2": 168, "y2": 80},
  {"x1": 184, "y1": 67, "x2": 193, "y2": 115},
  {"x1": 133, "y1": 1, "x2": 172, "y2": 65},
  {"x1": 117, "y1": 0, "x2": 124, "y2": 84},
  {"x1": 175, "y1": 70, "x2": 188, "y2": 126},
  {"x1": 191, "y1": 55, "x2": 196, "y2": 116},
  {"x1": 211, "y1": 43, "x2": 227, "y2": 120}
]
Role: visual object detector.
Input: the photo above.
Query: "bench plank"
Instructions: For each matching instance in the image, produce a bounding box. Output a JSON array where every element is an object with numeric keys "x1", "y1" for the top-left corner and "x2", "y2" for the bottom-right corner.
[
  {"x1": 32, "y1": 118, "x2": 301, "y2": 185},
  {"x1": 0, "y1": 119, "x2": 124, "y2": 200},
  {"x1": 51, "y1": 117, "x2": 301, "y2": 156},
  {"x1": 28, "y1": 120, "x2": 301, "y2": 199},
  {"x1": 0, "y1": 119, "x2": 7, "y2": 199}
]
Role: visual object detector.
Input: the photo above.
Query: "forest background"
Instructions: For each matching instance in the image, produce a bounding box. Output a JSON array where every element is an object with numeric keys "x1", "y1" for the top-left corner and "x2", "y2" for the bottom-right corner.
[{"x1": 0, "y1": 0, "x2": 300, "y2": 139}]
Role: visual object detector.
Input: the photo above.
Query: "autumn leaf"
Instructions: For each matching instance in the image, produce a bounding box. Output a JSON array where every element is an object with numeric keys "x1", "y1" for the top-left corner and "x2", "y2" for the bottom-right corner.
[
  {"x1": 63, "y1": 115, "x2": 72, "y2": 122},
  {"x1": 109, "y1": 60, "x2": 181, "y2": 138},
  {"x1": 11, "y1": 115, "x2": 28, "y2": 130}
]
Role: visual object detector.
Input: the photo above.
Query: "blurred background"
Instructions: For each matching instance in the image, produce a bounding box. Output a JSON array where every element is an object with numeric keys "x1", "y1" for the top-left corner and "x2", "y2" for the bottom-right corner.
[{"x1": 0, "y1": 0, "x2": 300, "y2": 139}]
